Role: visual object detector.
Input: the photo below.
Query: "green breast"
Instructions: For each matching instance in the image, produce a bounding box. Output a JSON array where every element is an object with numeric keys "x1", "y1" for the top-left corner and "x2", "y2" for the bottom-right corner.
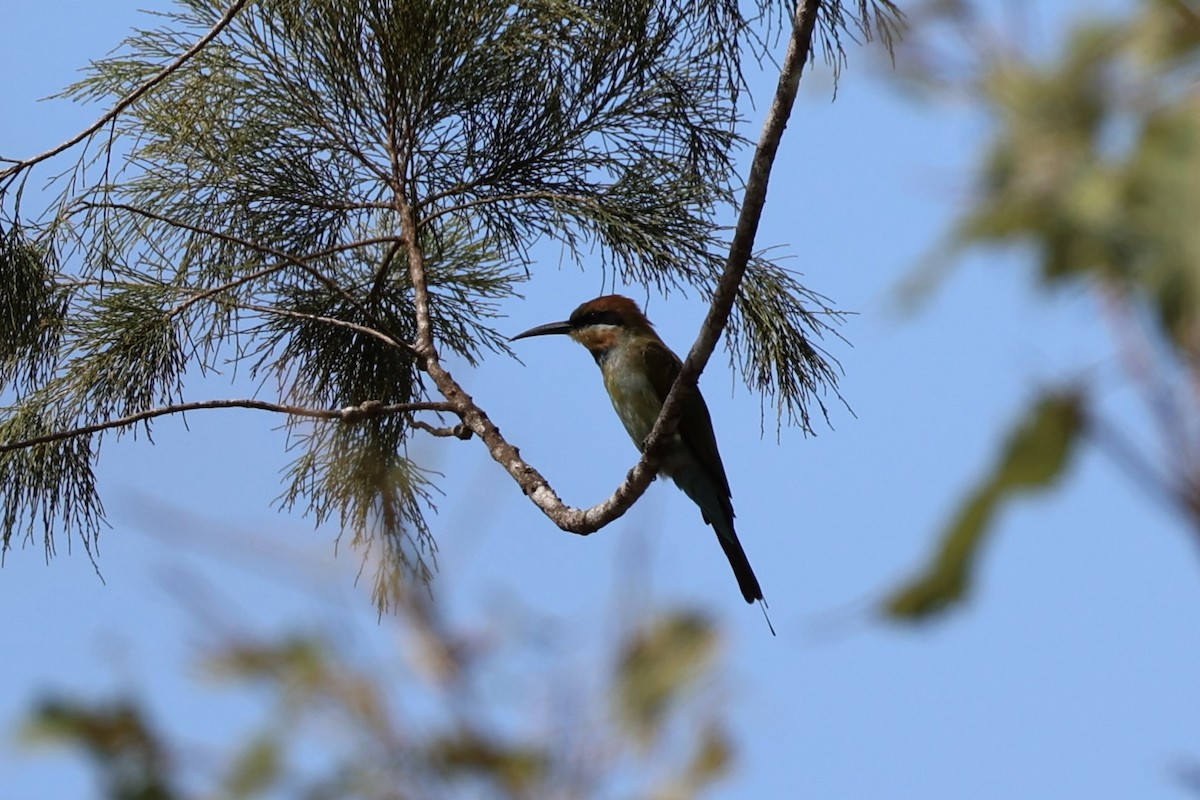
[{"x1": 600, "y1": 351, "x2": 664, "y2": 447}]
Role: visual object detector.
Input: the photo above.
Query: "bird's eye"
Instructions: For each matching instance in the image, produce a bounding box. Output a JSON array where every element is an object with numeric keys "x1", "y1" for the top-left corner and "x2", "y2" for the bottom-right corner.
[{"x1": 573, "y1": 310, "x2": 622, "y2": 328}]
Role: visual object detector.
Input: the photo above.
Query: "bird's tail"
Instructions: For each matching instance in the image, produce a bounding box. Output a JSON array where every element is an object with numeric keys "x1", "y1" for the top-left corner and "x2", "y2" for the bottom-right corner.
[
  {"x1": 717, "y1": 528, "x2": 774, "y2": 634},
  {"x1": 713, "y1": 520, "x2": 765, "y2": 604},
  {"x1": 671, "y1": 468, "x2": 767, "y2": 606}
]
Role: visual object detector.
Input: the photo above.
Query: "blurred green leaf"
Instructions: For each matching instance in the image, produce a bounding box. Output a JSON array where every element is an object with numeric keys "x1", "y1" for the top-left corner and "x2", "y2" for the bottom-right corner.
[
  {"x1": 687, "y1": 722, "x2": 733, "y2": 784},
  {"x1": 222, "y1": 734, "x2": 282, "y2": 798},
  {"x1": 23, "y1": 697, "x2": 178, "y2": 800},
  {"x1": 887, "y1": 390, "x2": 1085, "y2": 620},
  {"x1": 647, "y1": 720, "x2": 733, "y2": 800},
  {"x1": 615, "y1": 611, "x2": 718, "y2": 746},
  {"x1": 23, "y1": 600, "x2": 736, "y2": 799},
  {"x1": 206, "y1": 634, "x2": 333, "y2": 705},
  {"x1": 425, "y1": 729, "x2": 548, "y2": 794}
]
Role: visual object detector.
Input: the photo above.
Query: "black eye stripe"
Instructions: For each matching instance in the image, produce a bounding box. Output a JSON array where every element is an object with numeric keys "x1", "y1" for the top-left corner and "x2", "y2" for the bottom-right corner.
[{"x1": 570, "y1": 309, "x2": 623, "y2": 328}]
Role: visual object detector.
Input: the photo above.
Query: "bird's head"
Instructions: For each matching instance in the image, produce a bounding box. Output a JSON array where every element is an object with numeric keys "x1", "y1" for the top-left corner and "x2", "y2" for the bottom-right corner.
[{"x1": 511, "y1": 295, "x2": 656, "y2": 356}]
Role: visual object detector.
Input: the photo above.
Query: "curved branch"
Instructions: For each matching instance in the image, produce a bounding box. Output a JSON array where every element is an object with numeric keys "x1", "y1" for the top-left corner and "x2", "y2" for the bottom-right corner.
[
  {"x1": 411, "y1": 420, "x2": 472, "y2": 439},
  {"x1": 642, "y1": 0, "x2": 822, "y2": 466},
  {"x1": 577, "y1": 0, "x2": 825, "y2": 530},
  {"x1": 0, "y1": 0, "x2": 250, "y2": 187},
  {"x1": 0, "y1": 399, "x2": 456, "y2": 454}
]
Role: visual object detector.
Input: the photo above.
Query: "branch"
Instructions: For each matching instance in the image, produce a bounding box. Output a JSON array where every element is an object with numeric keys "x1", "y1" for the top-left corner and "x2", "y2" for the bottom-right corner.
[
  {"x1": 235, "y1": 301, "x2": 415, "y2": 353},
  {"x1": 413, "y1": 0, "x2": 823, "y2": 535},
  {"x1": 607, "y1": 0, "x2": 824, "y2": 512},
  {"x1": 169, "y1": 263, "x2": 294, "y2": 318},
  {"x1": 84, "y1": 201, "x2": 406, "y2": 267},
  {"x1": 1097, "y1": 280, "x2": 1194, "y2": 480},
  {"x1": 395, "y1": 195, "x2": 436, "y2": 357},
  {"x1": 84, "y1": 201, "x2": 403, "y2": 338},
  {"x1": 367, "y1": 238, "x2": 405, "y2": 302},
  {"x1": 416, "y1": 190, "x2": 593, "y2": 228},
  {"x1": 0, "y1": 0, "x2": 250, "y2": 187},
  {"x1": 0, "y1": 399, "x2": 456, "y2": 453},
  {"x1": 411, "y1": 420, "x2": 472, "y2": 440}
]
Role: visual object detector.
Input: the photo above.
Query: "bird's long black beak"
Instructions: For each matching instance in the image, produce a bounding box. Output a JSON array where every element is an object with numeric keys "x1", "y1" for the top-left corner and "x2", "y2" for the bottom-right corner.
[{"x1": 511, "y1": 320, "x2": 572, "y2": 341}]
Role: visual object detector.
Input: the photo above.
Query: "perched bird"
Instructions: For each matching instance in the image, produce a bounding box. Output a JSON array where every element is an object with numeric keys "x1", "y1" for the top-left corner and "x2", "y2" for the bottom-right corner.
[{"x1": 512, "y1": 295, "x2": 767, "y2": 612}]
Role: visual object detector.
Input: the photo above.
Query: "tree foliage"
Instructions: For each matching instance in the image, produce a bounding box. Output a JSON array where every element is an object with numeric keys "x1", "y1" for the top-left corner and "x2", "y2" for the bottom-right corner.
[{"x1": 0, "y1": 0, "x2": 899, "y2": 606}]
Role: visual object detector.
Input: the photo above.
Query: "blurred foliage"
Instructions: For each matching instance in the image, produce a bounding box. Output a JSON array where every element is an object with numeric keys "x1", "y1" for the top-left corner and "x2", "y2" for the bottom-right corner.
[
  {"x1": 24, "y1": 698, "x2": 179, "y2": 800},
  {"x1": 887, "y1": 390, "x2": 1084, "y2": 619},
  {"x1": 22, "y1": 600, "x2": 729, "y2": 800},
  {"x1": 615, "y1": 611, "x2": 720, "y2": 747},
  {"x1": 887, "y1": 0, "x2": 1200, "y2": 619}
]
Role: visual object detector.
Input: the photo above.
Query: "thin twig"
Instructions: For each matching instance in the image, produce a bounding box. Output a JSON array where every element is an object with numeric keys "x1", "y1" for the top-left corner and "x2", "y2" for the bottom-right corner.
[
  {"x1": 236, "y1": 301, "x2": 415, "y2": 353},
  {"x1": 84, "y1": 200, "x2": 401, "y2": 332},
  {"x1": 0, "y1": 0, "x2": 250, "y2": 186},
  {"x1": 0, "y1": 399, "x2": 456, "y2": 453},
  {"x1": 84, "y1": 201, "x2": 406, "y2": 266},
  {"x1": 411, "y1": 420, "x2": 472, "y2": 440},
  {"x1": 416, "y1": 190, "x2": 593, "y2": 228},
  {"x1": 367, "y1": 239, "x2": 405, "y2": 302},
  {"x1": 169, "y1": 263, "x2": 294, "y2": 318}
]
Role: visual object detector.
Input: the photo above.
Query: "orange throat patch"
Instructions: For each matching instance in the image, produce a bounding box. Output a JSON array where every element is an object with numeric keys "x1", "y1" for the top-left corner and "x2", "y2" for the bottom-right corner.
[{"x1": 569, "y1": 325, "x2": 620, "y2": 357}]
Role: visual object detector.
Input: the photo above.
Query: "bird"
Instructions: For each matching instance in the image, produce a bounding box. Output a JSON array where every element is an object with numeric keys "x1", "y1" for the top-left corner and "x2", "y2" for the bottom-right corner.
[{"x1": 512, "y1": 295, "x2": 769, "y2": 619}]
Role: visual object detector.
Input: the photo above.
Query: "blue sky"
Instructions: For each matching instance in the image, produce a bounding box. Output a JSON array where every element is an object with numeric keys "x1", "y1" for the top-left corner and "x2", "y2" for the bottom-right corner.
[{"x1": 4, "y1": 1, "x2": 1198, "y2": 798}]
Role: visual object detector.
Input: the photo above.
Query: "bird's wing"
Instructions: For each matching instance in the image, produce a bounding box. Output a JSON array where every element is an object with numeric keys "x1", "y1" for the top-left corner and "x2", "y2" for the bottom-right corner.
[{"x1": 640, "y1": 340, "x2": 734, "y2": 504}]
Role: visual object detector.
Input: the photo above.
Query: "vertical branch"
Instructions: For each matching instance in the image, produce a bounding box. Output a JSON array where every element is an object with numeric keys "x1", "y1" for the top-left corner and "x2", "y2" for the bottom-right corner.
[
  {"x1": 395, "y1": 194, "x2": 436, "y2": 358},
  {"x1": 638, "y1": 0, "x2": 822, "y2": 466}
]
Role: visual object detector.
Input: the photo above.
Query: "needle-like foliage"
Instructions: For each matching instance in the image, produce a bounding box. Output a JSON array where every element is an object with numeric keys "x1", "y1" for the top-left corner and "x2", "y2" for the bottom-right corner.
[{"x1": 0, "y1": 0, "x2": 899, "y2": 605}]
